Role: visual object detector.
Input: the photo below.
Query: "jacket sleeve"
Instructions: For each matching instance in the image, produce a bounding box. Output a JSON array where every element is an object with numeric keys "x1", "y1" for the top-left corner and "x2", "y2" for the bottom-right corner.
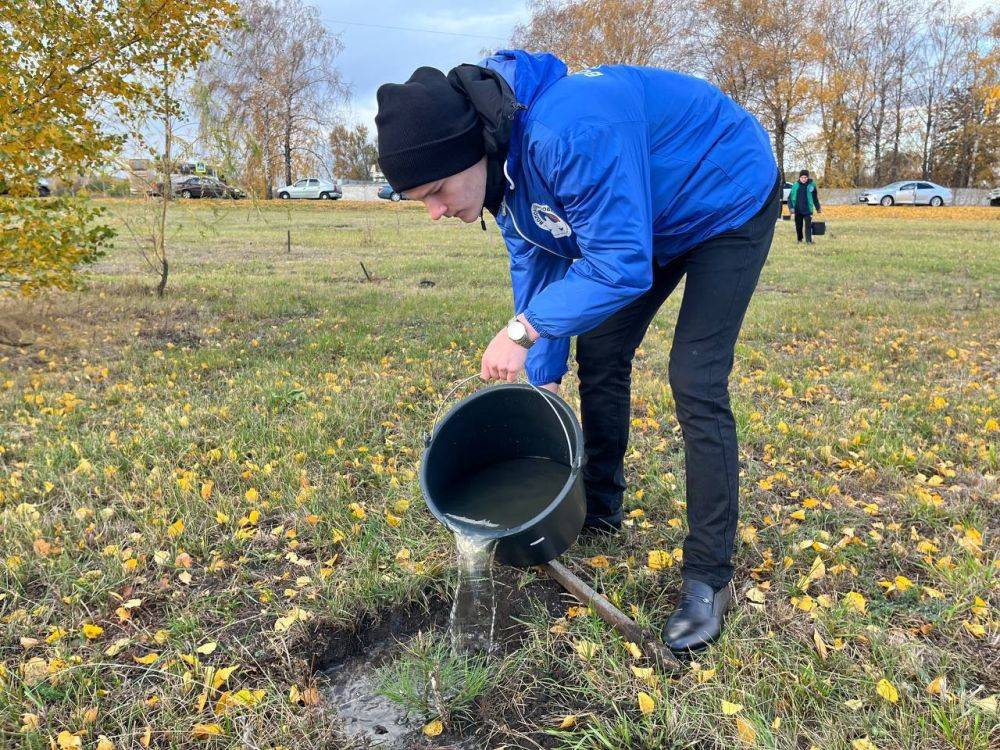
[
  {"x1": 812, "y1": 183, "x2": 821, "y2": 210},
  {"x1": 507, "y1": 233, "x2": 573, "y2": 385},
  {"x1": 521, "y1": 122, "x2": 653, "y2": 339}
]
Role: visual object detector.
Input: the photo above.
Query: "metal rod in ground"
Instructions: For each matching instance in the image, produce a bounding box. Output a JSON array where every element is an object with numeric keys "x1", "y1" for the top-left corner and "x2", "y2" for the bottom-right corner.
[
  {"x1": 287, "y1": 229, "x2": 291, "y2": 254},
  {"x1": 544, "y1": 559, "x2": 682, "y2": 671},
  {"x1": 360, "y1": 261, "x2": 373, "y2": 282}
]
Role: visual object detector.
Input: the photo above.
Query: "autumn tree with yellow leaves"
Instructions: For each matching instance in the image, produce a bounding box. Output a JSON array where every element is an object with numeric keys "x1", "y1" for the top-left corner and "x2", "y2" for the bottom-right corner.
[
  {"x1": 0, "y1": 0, "x2": 239, "y2": 298},
  {"x1": 511, "y1": 0, "x2": 698, "y2": 71},
  {"x1": 510, "y1": 0, "x2": 997, "y2": 187}
]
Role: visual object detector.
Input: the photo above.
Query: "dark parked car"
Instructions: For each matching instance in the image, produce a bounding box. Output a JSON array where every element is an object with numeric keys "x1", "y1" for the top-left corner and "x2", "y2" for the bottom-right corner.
[
  {"x1": 174, "y1": 176, "x2": 244, "y2": 199},
  {"x1": 0, "y1": 180, "x2": 50, "y2": 197},
  {"x1": 377, "y1": 184, "x2": 407, "y2": 201}
]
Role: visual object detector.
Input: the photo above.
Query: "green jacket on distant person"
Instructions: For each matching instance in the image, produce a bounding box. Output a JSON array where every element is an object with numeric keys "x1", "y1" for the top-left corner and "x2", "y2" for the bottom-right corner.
[{"x1": 788, "y1": 180, "x2": 819, "y2": 215}]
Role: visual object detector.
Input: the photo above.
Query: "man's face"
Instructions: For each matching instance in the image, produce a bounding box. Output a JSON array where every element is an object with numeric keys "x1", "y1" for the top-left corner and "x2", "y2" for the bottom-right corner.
[
  {"x1": 402, "y1": 157, "x2": 487, "y2": 223},
  {"x1": 799, "y1": 175, "x2": 808, "y2": 183}
]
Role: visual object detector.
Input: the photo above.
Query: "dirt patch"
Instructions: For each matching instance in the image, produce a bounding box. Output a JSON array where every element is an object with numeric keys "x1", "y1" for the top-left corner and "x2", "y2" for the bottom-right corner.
[
  {"x1": 306, "y1": 569, "x2": 570, "y2": 749},
  {"x1": 139, "y1": 323, "x2": 203, "y2": 348}
]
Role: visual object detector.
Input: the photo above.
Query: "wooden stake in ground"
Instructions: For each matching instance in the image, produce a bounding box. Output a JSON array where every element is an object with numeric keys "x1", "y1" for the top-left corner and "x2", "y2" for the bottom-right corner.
[{"x1": 544, "y1": 559, "x2": 682, "y2": 671}]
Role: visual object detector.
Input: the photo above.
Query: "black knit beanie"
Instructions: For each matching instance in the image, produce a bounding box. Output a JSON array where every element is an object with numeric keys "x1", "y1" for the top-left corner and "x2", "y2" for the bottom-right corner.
[
  {"x1": 799, "y1": 169, "x2": 810, "y2": 177},
  {"x1": 375, "y1": 67, "x2": 485, "y2": 193}
]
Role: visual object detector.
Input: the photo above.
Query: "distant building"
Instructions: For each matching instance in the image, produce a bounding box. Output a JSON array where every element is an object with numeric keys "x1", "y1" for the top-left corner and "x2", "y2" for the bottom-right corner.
[{"x1": 368, "y1": 164, "x2": 384, "y2": 182}]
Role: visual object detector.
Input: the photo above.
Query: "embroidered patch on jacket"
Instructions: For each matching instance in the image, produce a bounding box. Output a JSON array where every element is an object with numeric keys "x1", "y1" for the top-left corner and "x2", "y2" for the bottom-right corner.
[
  {"x1": 530, "y1": 203, "x2": 572, "y2": 238},
  {"x1": 574, "y1": 68, "x2": 603, "y2": 77}
]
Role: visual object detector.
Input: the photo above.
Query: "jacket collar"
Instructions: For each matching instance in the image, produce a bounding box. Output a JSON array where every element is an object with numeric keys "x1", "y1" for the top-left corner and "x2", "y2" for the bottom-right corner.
[{"x1": 479, "y1": 50, "x2": 568, "y2": 188}]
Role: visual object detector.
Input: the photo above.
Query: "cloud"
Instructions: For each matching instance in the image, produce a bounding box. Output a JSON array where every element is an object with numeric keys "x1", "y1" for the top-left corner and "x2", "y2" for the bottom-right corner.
[{"x1": 315, "y1": 1, "x2": 530, "y2": 129}]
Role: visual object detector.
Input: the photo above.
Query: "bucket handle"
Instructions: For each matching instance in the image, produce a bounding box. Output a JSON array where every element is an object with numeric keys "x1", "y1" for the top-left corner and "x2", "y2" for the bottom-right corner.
[{"x1": 423, "y1": 374, "x2": 580, "y2": 470}]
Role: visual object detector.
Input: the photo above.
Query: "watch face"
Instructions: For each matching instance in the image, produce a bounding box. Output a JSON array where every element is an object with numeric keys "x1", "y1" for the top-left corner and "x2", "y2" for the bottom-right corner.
[{"x1": 508, "y1": 320, "x2": 526, "y2": 339}]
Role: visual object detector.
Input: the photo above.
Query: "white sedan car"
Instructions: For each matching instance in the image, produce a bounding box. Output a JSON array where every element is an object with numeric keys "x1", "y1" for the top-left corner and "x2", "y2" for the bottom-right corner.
[
  {"x1": 859, "y1": 181, "x2": 952, "y2": 207},
  {"x1": 276, "y1": 178, "x2": 341, "y2": 200}
]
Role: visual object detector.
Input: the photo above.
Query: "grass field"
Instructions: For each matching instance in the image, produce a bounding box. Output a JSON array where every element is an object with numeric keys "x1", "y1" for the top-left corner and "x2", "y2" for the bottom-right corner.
[{"x1": 1, "y1": 199, "x2": 997, "y2": 749}]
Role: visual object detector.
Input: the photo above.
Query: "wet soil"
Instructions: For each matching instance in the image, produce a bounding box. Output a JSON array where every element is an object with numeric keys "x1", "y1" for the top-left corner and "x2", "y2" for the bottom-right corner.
[{"x1": 307, "y1": 568, "x2": 570, "y2": 749}]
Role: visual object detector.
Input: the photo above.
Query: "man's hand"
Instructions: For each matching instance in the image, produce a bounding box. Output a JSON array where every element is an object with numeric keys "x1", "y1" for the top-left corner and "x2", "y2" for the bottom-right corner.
[
  {"x1": 481, "y1": 327, "x2": 529, "y2": 382},
  {"x1": 538, "y1": 382, "x2": 559, "y2": 394}
]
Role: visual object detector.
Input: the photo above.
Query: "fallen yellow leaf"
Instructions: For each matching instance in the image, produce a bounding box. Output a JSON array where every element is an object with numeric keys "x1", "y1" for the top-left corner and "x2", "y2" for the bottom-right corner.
[
  {"x1": 721, "y1": 700, "x2": 744, "y2": 715},
  {"x1": 21, "y1": 713, "x2": 40, "y2": 731},
  {"x1": 876, "y1": 678, "x2": 899, "y2": 704},
  {"x1": 697, "y1": 667, "x2": 716, "y2": 683},
  {"x1": 646, "y1": 550, "x2": 673, "y2": 570},
  {"x1": 893, "y1": 575, "x2": 914, "y2": 593},
  {"x1": 630, "y1": 665, "x2": 658, "y2": 687},
  {"x1": 962, "y1": 620, "x2": 986, "y2": 638},
  {"x1": 96, "y1": 736, "x2": 115, "y2": 750},
  {"x1": 192, "y1": 723, "x2": 224, "y2": 740},
  {"x1": 213, "y1": 665, "x2": 237, "y2": 690},
  {"x1": 813, "y1": 629, "x2": 828, "y2": 660},
  {"x1": 422, "y1": 719, "x2": 444, "y2": 737},
  {"x1": 82, "y1": 624, "x2": 103, "y2": 640},
  {"x1": 926, "y1": 675, "x2": 946, "y2": 696},
  {"x1": 133, "y1": 652, "x2": 159, "y2": 665},
  {"x1": 736, "y1": 716, "x2": 757, "y2": 744},
  {"x1": 971, "y1": 694, "x2": 997, "y2": 713},
  {"x1": 638, "y1": 691, "x2": 655, "y2": 715},
  {"x1": 195, "y1": 642, "x2": 217, "y2": 655},
  {"x1": 843, "y1": 591, "x2": 867, "y2": 614},
  {"x1": 796, "y1": 556, "x2": 826, "y2": 591},
  {"x1": 57, "y1": 731, "x2": 82, "y2": 749},
  {"x1": 558, "y1": 714, "x2": 578, "y2": 729}
]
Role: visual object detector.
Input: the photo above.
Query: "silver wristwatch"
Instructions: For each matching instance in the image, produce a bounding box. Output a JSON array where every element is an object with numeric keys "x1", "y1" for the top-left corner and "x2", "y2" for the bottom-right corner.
[{"x1": 507, "y1": 317, "x2": 535, "y2": 349}]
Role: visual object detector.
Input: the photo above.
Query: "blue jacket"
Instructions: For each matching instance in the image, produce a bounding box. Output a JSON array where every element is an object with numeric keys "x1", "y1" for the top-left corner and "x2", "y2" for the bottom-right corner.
[{"x1": 480, "y1": 50, "x2": 777, "y2": 385}]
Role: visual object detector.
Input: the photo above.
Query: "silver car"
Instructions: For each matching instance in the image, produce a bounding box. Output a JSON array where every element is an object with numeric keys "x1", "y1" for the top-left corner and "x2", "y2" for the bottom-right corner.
[
  {"x1": 859, "y1": 180, "x2": 952, "y2": 207},
  {"x1": 276, "y1": 178, "x2": 341, "y2": 200}
]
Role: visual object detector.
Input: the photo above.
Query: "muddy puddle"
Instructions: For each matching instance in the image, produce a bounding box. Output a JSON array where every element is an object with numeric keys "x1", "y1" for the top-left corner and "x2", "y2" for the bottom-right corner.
[{"x1": 313, "y1": 569, "x2": 568, "y2": 749}]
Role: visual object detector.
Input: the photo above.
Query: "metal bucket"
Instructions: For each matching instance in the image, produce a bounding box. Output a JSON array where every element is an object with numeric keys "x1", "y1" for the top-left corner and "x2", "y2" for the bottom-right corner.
[{"x1": 420, "y1": 380, "x2": 586, "y2": 567}]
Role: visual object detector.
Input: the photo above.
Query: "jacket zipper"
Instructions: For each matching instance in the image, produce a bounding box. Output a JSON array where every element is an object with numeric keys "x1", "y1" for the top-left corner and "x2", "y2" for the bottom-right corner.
[{"x1": 501, "y1": 162, "x2": 572, "y2": 261}]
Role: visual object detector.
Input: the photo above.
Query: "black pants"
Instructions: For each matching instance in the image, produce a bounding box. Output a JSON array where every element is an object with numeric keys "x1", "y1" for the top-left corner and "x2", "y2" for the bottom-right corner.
[
  {"x1": 576, "y1": 179, "x2": 779, "y2": 590},
  {"x1": 794, "y1": 212, "x2": 813, "y2": 242}
]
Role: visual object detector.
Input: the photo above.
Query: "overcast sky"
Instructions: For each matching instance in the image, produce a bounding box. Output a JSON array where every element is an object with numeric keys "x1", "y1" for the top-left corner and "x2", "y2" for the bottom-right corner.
[{"x1": 315, "y1": 1, "x2": 531, "y2": 130}]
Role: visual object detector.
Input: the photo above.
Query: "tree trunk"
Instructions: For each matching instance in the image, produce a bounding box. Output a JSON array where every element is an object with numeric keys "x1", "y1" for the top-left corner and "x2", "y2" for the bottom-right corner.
[
  {"x1": 852, "y1": 119, "x2": 863, "y2": 187},
  {"x1": 283, "y1": 101, "x2": 293, "y2": 187},
  {"x1": 262, "y1": 107, "x2": 274, "y2": 199},
  {"x1": 156, "y1": 257, "x2": 169, "y2": 297},
  {"x1": 774, "y1": 116, "x2": 787, "y2": 180},
  {"x1": 921, "y1": 91, "x2": 934, "y2": 179},
  {"x1": 872, "y1": 93, "x2": 886, "y2": 184},
  {"x1": 890, "y1": 77, "x2": 903, "y2": 182},
  {"x1": 156, "y1": 59, "x2": 171, "y2": 297}
]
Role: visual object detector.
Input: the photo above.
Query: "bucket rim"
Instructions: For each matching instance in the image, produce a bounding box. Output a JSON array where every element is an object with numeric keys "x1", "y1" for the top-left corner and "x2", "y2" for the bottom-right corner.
[{"x1": 419, "y1": 382, "x2": 584, "y2": 540}]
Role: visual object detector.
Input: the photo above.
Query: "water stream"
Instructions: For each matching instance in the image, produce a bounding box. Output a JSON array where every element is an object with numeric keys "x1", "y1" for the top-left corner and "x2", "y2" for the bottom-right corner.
[
  {"x1": 442, "y1": 457, "x2": 571, "y2": 655},
  {"x1": 448, "y1": 532, "x2": 498, "y2": 654}
]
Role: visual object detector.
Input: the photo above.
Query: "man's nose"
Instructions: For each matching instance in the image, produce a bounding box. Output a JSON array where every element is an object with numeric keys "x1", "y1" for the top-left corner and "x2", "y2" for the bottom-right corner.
[{"x1": 424, "y1": 197, "x2": 447, "y2": 220}]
